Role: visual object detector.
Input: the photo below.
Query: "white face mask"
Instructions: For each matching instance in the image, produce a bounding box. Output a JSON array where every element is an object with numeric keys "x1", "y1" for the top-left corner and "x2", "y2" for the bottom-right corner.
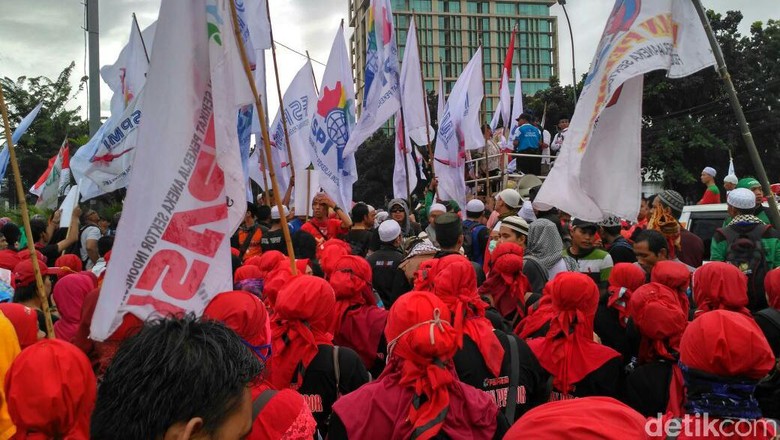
[{"x1": 488, "y1": 239, "x2": 498, "y2": 253}]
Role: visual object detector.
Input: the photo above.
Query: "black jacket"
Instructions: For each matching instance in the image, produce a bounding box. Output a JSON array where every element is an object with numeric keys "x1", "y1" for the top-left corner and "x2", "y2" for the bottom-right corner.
[{"x1": 366, "y1": 245, "x2": 404, "y2": 307}]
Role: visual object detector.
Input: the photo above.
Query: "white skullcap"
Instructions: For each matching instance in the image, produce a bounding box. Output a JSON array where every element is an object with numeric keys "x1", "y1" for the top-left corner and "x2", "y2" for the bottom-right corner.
[
  {"x1": 271, "y1": 205, "x2": 289, "y2": 220},
  {"x1": 466, "y1": 199, "x2": 485, "y2": 213},
  {"x1": 724, "y1": 174, "x2": 738, "y2": 184},
  {"x1": 429, "y1": 203, "x2": 447, "y2": 214},
  {"x1": 702, "y1": 167, "x2": 717, "y2": 177},
  {"x1": 727, "y1": 188, "x2": 756, "y2": 210},
  {"x1": 378, "y1": 219, "x2": 402, "y2": 242}
]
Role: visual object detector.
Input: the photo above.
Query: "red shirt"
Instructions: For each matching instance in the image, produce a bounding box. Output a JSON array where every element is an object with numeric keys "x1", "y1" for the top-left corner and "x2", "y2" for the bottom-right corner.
[
  {"x1": 697, "y1": 186, "x2": 721, "y2": 205},
  {"x1": 301, "y1": 218, "x2": 349, "y2": 244}
]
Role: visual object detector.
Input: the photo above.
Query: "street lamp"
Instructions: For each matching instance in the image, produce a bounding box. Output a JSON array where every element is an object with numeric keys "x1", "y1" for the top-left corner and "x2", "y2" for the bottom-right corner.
[{"x1": 558, "y1": 0, "x2": 577, "y2": 107}]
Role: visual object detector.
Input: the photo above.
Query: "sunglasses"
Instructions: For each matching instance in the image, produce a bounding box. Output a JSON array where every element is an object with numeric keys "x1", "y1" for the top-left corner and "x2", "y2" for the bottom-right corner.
[{"x1": 390, "y1": 208, "x2": 405, "y2": 213}]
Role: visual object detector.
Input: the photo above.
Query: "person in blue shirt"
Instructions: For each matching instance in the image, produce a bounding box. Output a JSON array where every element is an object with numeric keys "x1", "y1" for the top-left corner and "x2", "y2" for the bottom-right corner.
[{"x1": 511, "y1": 113, "x2": 542, "y2": 175}]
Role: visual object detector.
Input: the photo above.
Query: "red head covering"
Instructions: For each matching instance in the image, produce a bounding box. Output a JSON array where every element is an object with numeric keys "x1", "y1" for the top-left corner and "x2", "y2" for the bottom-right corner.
[
  {"x1": 0, "y1": 249, "x2": 19, "y2": 271},
  {"x1": 16, "y1": 249, "x2": 45, "y2": 263},
  {"x1": 54, "y1": 254, "x2": 83, "y2": 273},
  {"x1": 651, "y1": 260, "x2": 691, "y2": 313},
  {"x1": 249, "y1": 386, "x2": 316, "y2": 440},
  {"x1": 329, "y1": 255, "x2": 387, "y2": 369},
  {"x1": 52, "y1": 273, "x2": 96, "y2": 343},
  {"x1": 607, "y1": 263, "x2": 647, "y2": 328},
  {"x1": 764, "y1": 268, "x2": 780, "y2": 309},
  {"x1": 269, "y1": 275, "x2": 335, "y2": 390},
  {"x1": 5, "y1": 339, "x2": 96, "y2": 440},
  {"x1": 0, "y1": 303, "x2": 39, "y2": 349},
  {"x1": 319, "y1": 239, "x2": 351, "y2": 278},
  {"x1": 247, "y1": 250, "x2": 286, "y2": 278},
  {"x1": 432, "y1": 254, "x2": 505, "y2": 377},
  {"x1": 234, "y1": 264, "x2": 263, "y2": 283},
  {"x1": 692, "y1": 262, "x2": 750, "y2": 318},
  {"x1": 204, "y1": 291, "x2": 271, "y2": 362},
  {"x1": 95, "y1": 312, "x2": 144, "y2": 375},
  {"x1": 680, "y1": 310, "x2": 774, "y2": 379},
  {"x1": 526, "y1": 272, "x2": 620, "y2": 394},
  {"x1": 263, "y1": 260, "x2": 296, "y2": 309},
  {"x1": 477, "y1": 242, "x2": 532, "y2": 319},
  {"x1": 629, "y1": 282, "x2": 688, "y2": 416},
  {"x1": 504, "y1": 397, "x2": 651, "y2": 440}
]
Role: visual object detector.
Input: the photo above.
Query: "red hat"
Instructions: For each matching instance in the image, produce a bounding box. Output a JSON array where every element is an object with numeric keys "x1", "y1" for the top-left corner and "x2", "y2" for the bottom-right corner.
[
  {"x1": 55, "y1": 254, "x2": 83, "y2": 274},
  {"x1": 16, "y1": 248, "x2": 46, "y2": 263},
  {"x1": 12, "y1": 258, "x2": 65, "y2": 288},
  {"x1": 246, "y1": 250, "x2": 286, "y2": 278},
  {"x1": 0, "y1": 303, "x2": 40, "y2": 349},
  {"x1": 764, "y1": 268, "x2": 780, "y2": 309},
  {"x1": 233, "y1": 265, "x2": 263, "y2": 283},
  {"x1": 0, "y1": 250, "x2": 20, "y2": 271},
  {"x1": 607, "y1": 263, "x2": 647, "y2": 328},
  {"x1": 651, "y1": 260, "x2": 691, "y2": 313},
  {"x1": 629, "y1": 283, "x2": 687, "y2": 363},
  {"x1": 692, "y1": 262, "x2": 750, "y2": 317},
  {"x1": 203, "y1": 291, "x2": 270, "y2": 362}
]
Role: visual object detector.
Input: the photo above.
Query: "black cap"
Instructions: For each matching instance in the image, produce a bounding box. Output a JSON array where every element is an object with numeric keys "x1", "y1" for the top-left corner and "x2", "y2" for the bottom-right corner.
[
  {"x1": 433, "y1": 212, "x2": 462, "y2": 240},
  {"x1": 571, "y1": 218, "x2": 599, "y2": 232}
]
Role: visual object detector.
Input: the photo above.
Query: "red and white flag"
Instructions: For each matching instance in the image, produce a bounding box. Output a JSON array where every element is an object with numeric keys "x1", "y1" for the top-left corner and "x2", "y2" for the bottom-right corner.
[
  {"x1": 534, "y1": 0, "x2": 716, "y2": 222},
  {"x1": 490, "y1": 28, "x2": 515, "y2": 131},
  {"x1": 92, "y1": 0, "x2": 250, "y2": 340},
  {"x1": 30, "y1": 141, "x2": 70, "y2": 209}
]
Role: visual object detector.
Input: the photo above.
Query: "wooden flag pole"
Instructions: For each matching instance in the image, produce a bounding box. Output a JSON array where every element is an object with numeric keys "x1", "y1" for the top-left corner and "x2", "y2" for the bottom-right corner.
[
  {"x1": 229, "y1": 0, "x2": 297, "y2": 273},
  {"x1": 306, "y1": 51, "x2": 320, "y2": 93},
  {"x1": 265, "y1": 0, "x2": 296, "y2": 178},
  {"x1": 691, "y1": 0, "x2": 780, "y2": 230},
  {"x1": 258, "y1": 148, "x2": 271, "y2": 205},
  {"x1": 0, "y1": 87, "x2": 55, "y2": 338}
]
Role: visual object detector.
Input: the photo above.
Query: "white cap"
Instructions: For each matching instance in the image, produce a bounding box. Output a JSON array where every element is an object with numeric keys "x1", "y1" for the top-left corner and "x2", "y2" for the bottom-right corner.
[
  {"x1": 367, "y1": 204, "x2": 376, "y2": 213},
  {"x1": 466, "y1": 199, "x2": 485, "y2": 213},
  {"x1": 378, "y1": 219, "x2": 402, "y2": 242},
  {"x1": 501, "y1": 216, "x2": 529, "y2": 236},
  {"x1": 702, "y1": 166, "x2": 717, "y2": 177},
  {"x1": 724, "y1": 174, "x2": 738, "y2": 184},
  {"x1": 727, "y1": 188, "x2": 756, "y2": 210},
  {"x1": 496, "y1": 188, "x2": 522, "y2": 209},
  {"x1": 429, "y1": 203, "x2": 447, "y2": 214},
  {"x1": 271, "y1": 205, "x2": 289, "y2": 220}
]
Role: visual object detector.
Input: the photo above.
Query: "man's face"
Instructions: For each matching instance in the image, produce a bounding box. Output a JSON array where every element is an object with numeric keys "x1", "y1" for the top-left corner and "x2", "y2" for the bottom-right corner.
[
  {"x1": 365, "y1": 210, "x2": 376, "y2": 227},
  {"x1": 558, "y1": 119, "x2": 569, "y2": 130},
  {"x1": 197, "y1": 387, "x2": 253, "y2": 440},
  {"x1": 312, "y1": 202, "x2": 327, "y2": 219},
  {"x1": 87, "y1": 210, "x2": 100, "y2": 224},
  {"x1": 752, "y1": 186, "x2": 764, "y2": 204},
  {"x1": 724, "y1": 182, "x2": 736, "y2": 191},
  {"x1": 700, "y1": 172, "x2": 710, "y2": 184},
  {"x1": 390, "y1": 205, "x2": 405, "y2": 223},
  {"x1": 634, "y1": 241, "x2": 665, "y2": 273},
  {"x1": 428, "y1": 210, "x2": 445, "y2": 226},
  {"x1": 498, "y1": 225, "x2": 526, "y2": 247},
  {"x1": 570, "y1": 227, "x2": 595, "y2": 252},
  {"x1": 244, "y1": 211, "x2": 255, "y2": 225},
  {"x1": 638, "y1": 199, "x2": 649, "y2": 220},
  {"x1": 0, "y1": 235, "x2": 8, "y2": 250}
]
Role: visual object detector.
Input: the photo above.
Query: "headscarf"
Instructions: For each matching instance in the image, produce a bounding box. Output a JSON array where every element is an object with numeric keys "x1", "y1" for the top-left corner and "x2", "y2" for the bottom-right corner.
[
  {"x1": 629, "y1": 282, "x2": 687, "y2": 416},
  {"x1": 648, "y1": 205, "x2": 681, "y2": 259},
  {"x1": 679, "y1": 310, "x2": 775, "y2": 420},
  {"x1": 234, "y1": 264, "x2": 263, "y2": 283},
  {"x1": 329, "y1": 255, "x2": 387, "y2": 369},
  {"x1": 432, "y1": 255, "x2": 505, "y2": 377},
  {"x1": 526, "y1": 272, "x2": 621, "y2": 394},
  {"x1": 5, "y1": 339, "x2": 96, "y2": 440},
  {"x1": 692, "y1": 262, "x2": 750, "y2": 317},
  {"x1": 52, "y1": 273, "x2": 96, "y2": 343},
  {"x1": 606, "y1": 263, "x2": 647, "y2": 328},
  {"x1": 763, "y1": 267, "x2": 780, "y2": 309},
  {"x1": 263, "y1": 260, "x2": 297, "y2": 309},
  {"x1": 504, "y1": 397, "x2": 651, "y2": 440},
  {"x1": 0, "y1": 312, "x2": 20, "y2": 440},
  {"x1": 0, "y1": 304, "x2": 39, "y2": 349},
  {"x1": 203, "y1": 291, "x2": 271, "y2": 363},
  {"x1": 319, "y1": 239, "x2": 351, "y2": 278},
  {"x1": 524, "y1": 218, "x2": 565, "y2": 272},
  {"x1": 269, "y1": 276, "x2": 335, "y2": 390},
  {"x1": 249, "y1": 386, "x2": 317, "y2": 440},
  {"x1": 247, "y1": 250, "x2": 287, "y2": 278},
  {"x1": 387, "y1": 198, "x2": 413, "y2": 236},
  {"x1": 54, "y1": 254, "x2": 83, "y2": 273},
  {"x1": 478, "y1": 242, "x2": 532, "y2": 319},
  {"x1": 651, "y1": 260, "x2": 691, "y2": 314}
]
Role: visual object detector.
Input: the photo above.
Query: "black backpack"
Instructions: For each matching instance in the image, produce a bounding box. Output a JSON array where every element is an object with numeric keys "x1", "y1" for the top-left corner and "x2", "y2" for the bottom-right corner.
[
  {"x1": 718, "y1": 224, "x2": 771, "y2": 312},
  {"x1": 462, "y1": 220, "x2": 483, "y2": 260}
]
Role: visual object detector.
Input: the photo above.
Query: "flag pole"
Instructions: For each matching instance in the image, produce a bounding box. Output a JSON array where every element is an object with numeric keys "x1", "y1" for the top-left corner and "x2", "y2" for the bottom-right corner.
[
  {"x1": 257, "y1": 147, "x2": 271, "y2": 205},
  {"x1": 229, "y1": 1, "x2": 298, "y2": 273},
  {"x1": 398, "y1": 112, "x2": 413, "y2": 207},
  {"x1": 690, "y1": 0, "x2": 780, "y2": 230},
  {"x1": 306, "y1": 51, "x2": 320, "y2": 93},
  {"x1": 0, "y1": 87, "x2": 55, "y2": 338},
  {"x1": 265, "y1": 0, "x2": 296, "y2": 178},
  {"x1": 412, "y1": 11, "x2": 435, "y2": 181},
  {"x1": 479, "y1": 41, "x2": 489, "y2": 199},
  {"x1": 132, "y1": 13, "x2": 150, "y2": 64}
]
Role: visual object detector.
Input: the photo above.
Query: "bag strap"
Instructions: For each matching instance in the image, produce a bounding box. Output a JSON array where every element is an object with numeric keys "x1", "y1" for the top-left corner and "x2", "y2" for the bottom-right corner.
[
  {"x1": 238, "y1": 225, "x2": 258, "y2": 259},
  {"x1": 756, "y1": 308, "x2": 780, "y2": 333},
  {"x1": 504, "y1": 334, "x2": 520, "y2": 421},
  {"x1": 251, "y1": 389, "x2": 278, "y2": 420},
  {"x1": 333, "y1": 345, "x2": 341, "y2": 399}
]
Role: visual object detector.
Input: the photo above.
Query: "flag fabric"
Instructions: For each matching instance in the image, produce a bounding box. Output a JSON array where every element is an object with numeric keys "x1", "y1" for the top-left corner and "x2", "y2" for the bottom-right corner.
[
  {"x1": 30, "y1": 141, "x2": 69, "y2": 209},
  {"x1": 434, "y1": 47, "x2": 484, "y2": 211},
  {"x1": 508, "y1": 67, "x2": 524, "y2": 147},
  {"x1": 534, "y1": 0, "x2": 716, "y2": 222},
  {"x1": 246, "y1": 0, "x2": 272, "y2": 50},
  {"x1": 400, "y1": 20, "x2": 434, "y2": 147},
  {"x1": 0, "y1": 102, "x2": 43, "y2": 182},
  {"x1": 237, "y1": 104, "x2": 255, "y2": 201},
  {"x1": 343, "y1": 0, "x2": 401, "y2": 155},
  {"x1": 92, "y1": 0, "x2": 250, "y2": 340},
  {"x1": 101, "y1": 19, "x2": 155, "y2": 118},
  {"x1": 489, "y1": 67, "x2": 511, "y2": 131},
  {"x1": 308, "y1": 24, "x2": 357, "y2": 211},
  {"x1": 393, "y1": 112, "x2": 417, "y2": 199}
]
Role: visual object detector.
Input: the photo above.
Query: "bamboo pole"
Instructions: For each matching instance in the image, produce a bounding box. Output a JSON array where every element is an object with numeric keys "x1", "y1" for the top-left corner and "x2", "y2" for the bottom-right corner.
[
  {"x1": 398, "y1": 111, "x2": 412, "y2": 206},
  {"x1": 258, "y1": 148, "x2": 271, "y2": 205},
  {"x1": 0, "y1": 88, "x2": 55, "y2": 338},
  {"x1": 691, "y1": 0, "x2": 780, "y2": 230},
  {"x1": 229, "y1": 0, "x2": 297, "y2": 273},
  {"x1": 306, "y1": 51, "x2": 320, "y2": 93},
  {"x1": 265, "y1": 0, "x2": 295, "y2": 178}
]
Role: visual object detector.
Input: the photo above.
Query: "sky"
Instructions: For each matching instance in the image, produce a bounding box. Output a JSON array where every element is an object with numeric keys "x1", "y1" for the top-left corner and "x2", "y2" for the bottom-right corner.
[{"x1": 0, "y1": 0, "x2": 774, "y2": 120}]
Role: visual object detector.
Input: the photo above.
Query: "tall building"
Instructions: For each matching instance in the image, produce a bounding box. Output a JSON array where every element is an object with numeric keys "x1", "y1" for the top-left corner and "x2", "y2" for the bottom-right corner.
[{"x1": 348, "y1": 0, "x2": 558, "y2": 122}]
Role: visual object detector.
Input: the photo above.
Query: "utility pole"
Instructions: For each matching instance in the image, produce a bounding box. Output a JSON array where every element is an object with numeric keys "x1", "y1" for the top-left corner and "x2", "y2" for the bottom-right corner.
[{"x1": 87, "y1": 0, "x2": 101, "y2": 136}]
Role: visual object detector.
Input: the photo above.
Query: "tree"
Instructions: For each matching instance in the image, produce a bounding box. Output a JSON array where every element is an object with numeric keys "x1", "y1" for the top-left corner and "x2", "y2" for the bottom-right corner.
[{"x1": 0, "y1": 62, "x2": 89, "y2": 205}]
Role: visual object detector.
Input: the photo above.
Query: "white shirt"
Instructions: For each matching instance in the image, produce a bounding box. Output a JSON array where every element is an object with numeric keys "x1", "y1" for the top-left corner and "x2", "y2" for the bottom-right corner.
[{"x1": 80, "y1": 224, "x2": 102, "y2": 269}]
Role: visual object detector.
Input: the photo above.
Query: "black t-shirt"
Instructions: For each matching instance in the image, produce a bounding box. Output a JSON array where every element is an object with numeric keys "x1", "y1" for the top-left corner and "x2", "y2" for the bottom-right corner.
[
  {"x1": 293, "y1": 344, "x2": 369, "y2": 437},
  {"x1": 594, "y1": 293, "x2": 633, "y2": 362},
  {"x1": 34, "y1": 308, "x2": 59, "y2": 334},
  {"x1": 754, "y1": 308, "x2": 780, "y2": 357},
  {"x1": 547, "y1": 356, "x2": 623, "y2": 401},
  {"x1": 346, "y1": 229, "x2": 373, "y2": 257},
  {"x1": 260, "y1": 229, "x2": 286, "y2": 254},
  {"x1": 38, "y1": 243, "x2": 60, "y2": 267},
  {"x1": 366, "y1": 246, "x2": 404, "y2": 306},
  {"x1": 623, "y1": 360, "x2": 675, "y2": 417},
  {"x1": 522, "y1": 259, "x2": 548, "y2": 294},
  {"x1": 453, "y1": 331, "x2": 550, "y2": 422}
]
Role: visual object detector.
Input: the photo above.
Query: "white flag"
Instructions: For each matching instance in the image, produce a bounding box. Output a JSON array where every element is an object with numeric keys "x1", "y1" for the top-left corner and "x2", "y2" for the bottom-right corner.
[
  {"x1": 490, "y1": 67, "x2": 511, "y2": 131},
  {"x1": 30, "y1": 141, "x2": 69, "y2": 209},
  {"x1": 101, "y1": 19, "x2": 155, "y2": 118},
  {"x1": 343, "y1": 0, "x2": 401, "y2": 155},
  {"x1": 508, "y1": 67, "x2": 524, "y2": 144},
  {"x1": 400, "y1": 20, "x2": 434, "y2": 147},
  {"x1": 534, "y1": 0, "x2": 716, "y2": 222},
  {"x1": 246, "y1": 0, "x2": 272, "y2": 50},
  {"x1": 92, "y1": 0, "x2": 250, "y2": 340},
  {"x1": 434, "y1": 48, "x2": 483, "y2": 211},
  {"x1": 308, "y1": 24, "x2": 357, "y2": 211},
  {"x1": 393, "y1": 112, "x2": 417, "y2": 199},
  {"x1": 58, "y1": 185, "x2": 79, "y2": 228}
]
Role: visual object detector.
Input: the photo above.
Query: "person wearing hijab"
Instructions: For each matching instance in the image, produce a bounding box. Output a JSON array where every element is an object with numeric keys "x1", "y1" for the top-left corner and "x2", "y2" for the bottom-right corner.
[
  {"x1": 652, "y1": 260, "x2": 693, "y2": 318},
  {"x1": 247, "y1": 250, "x2": 287, "y2": 278},
  {"x1": 652, "y1": 310, "x2": 777, "y2": 439},
  {"x1": 692, "y1": 262, "x2": 751, "y2": 318},
  {"x1": 523, "y1": 218, "x2": 576, "y2": 288},
  {"x1": 594, "y1": 263, "x2": 646, "y2": 360},
  {"x1": 12, "y1": 257, "x2": 64, "y2": 333},
  {"x1": 269, "y1": 275, "x2": 368, "y2": 435},
  {"x1": 0, "y1": 304, "x2": 42, "y2": 350},
  {"x1": 5, "y1": 339, "x2": 96, "y2": 440},
  {"x1": 232, "y1": 264, "x2": 264, "y2": 298},
  {"x1": 623, "y1": 283, "x2": 688, "y2": 417},
  {"x1": 478, "y1": 242, "x2": 534, "y2": 327},
  {"x1": 0, "y1": 311, "x2": 20, "y2": 440},
  {"x1": 756, "y1": 268, "x2": 780, "y2": 356},
  {"x1": 432, "y1": 255, "x2": 549, "y2": 421},
  {"x1": 504, "y1": 397, "x2": 651, "y2": 440},
  {"x1": 51, "y1": 273, "x2": 95, "y2": 343},
  {"x1": 387, "y1": 198, "x2": 421, "y2": 238},
  {"x1": 319, "y1": 239, "x2": 351, "y2": 279},
  {"x1": 525, "y1": 272, "x2": 622, "y2": 400},
  {"x1": 329, "y1": 255, "x2": 388, "y2": 378},
  {"x1": 203, "y1": 291, "x2": 317, "y2": 440},
  {"x1": 329, "y1": 290, "x2": 509, "y2": 439}
]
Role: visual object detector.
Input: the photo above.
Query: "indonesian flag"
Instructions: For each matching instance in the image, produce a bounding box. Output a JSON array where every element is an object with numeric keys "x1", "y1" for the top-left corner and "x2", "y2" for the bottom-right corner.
[
  {"x1": 30, "y1": 141, "x2": 70, "y2": 209},
  {"x1": 490, "y1": 28, "x2": 515, "y2": 131}
]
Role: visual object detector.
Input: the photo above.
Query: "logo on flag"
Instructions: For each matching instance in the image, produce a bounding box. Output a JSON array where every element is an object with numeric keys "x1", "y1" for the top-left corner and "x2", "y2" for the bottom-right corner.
[{"x1": 313, "y1": 82, "x2": 354, "y2": 175}]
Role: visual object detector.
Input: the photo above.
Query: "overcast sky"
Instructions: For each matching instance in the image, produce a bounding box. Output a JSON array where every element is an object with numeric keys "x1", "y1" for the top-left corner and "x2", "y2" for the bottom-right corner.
[{"x1": 0, "y1": 0, "x2": 773, "y2": 119}]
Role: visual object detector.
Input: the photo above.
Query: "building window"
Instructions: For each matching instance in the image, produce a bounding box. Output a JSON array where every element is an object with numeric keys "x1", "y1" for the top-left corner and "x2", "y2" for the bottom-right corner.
[{"x1": 495, "y1": 2, "x2": 516, "y2": 15}]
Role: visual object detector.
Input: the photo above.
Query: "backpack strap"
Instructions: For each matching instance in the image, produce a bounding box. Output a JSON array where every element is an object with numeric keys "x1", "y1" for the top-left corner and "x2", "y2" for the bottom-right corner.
[
  {"x1": 333, "y1": 345, "x2": 341, "y2": 400},
  {"x1": 238, "y1": 225, "x2": 258, "y2": 260},
  {"x1": 504, "y1": 334, "x2": 520, "y2": 422},
  {"x1": 251, "y1": 389, "x2": 278, "y2": 420},
  {"x1": 756, "y1": 308, "x2": 780, "y2": 333}
]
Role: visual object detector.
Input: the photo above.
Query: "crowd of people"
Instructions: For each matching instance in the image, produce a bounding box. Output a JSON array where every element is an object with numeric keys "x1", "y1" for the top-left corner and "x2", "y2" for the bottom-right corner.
[{"x1": 0, "y1": 171, "x2": 778, "y2": 439}]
